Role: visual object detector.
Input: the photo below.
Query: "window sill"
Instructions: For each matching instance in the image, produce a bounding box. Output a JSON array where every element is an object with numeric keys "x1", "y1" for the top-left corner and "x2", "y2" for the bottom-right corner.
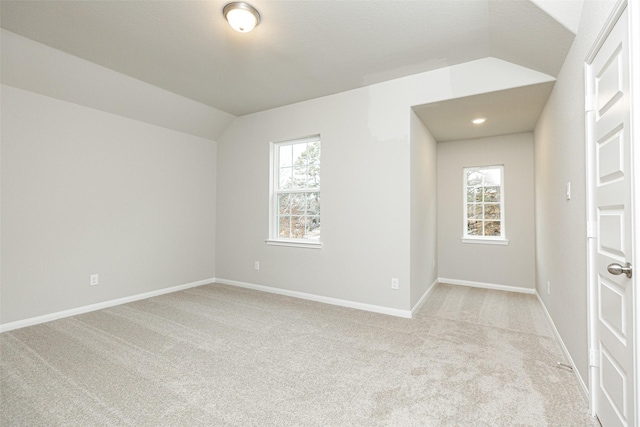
[
  {"x1": 461, "y1": 237, "x2": 509, "y2": 246},
  {"x1": 265, "y1": 239, "x2": 322, "y2": 249}
]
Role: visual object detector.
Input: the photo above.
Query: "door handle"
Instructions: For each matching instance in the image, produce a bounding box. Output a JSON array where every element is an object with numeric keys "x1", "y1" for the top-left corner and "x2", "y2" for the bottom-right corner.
[{"x1": 607, "y1": 262, "x2": 632, "y2": 278}]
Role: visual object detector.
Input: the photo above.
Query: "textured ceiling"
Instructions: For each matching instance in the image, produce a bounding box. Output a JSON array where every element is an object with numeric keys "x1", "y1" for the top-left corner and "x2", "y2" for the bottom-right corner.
[
  {"x1": 413, "y1": 82, "x2": 555, "y2": 142},
  {"x1": 0, "y1": 0, "x2": 576, "y2": 117}
]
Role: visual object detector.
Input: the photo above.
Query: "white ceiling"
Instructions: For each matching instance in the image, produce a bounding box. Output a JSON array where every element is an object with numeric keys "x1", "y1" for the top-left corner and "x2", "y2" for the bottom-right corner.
[
  {"x1": 1, "y1": 0, "x2": 576, "y2": 119},
  {"x1": 414, "y1": 82, "x2": 555, "y2": 142}
]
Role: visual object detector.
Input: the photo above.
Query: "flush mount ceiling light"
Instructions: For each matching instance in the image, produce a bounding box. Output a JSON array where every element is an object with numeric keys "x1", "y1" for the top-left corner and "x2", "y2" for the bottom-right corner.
[
  {"x1": 472, "y1": 117, "x2": 487, "y2": 125},
  {"x1": 223, "y1": 2, "x2": 261, "y2": 33}
]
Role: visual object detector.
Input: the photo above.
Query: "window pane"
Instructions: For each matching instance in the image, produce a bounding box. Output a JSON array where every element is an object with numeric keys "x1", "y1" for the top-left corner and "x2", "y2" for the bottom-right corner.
[
  {"x1": 279, "y1": 167, "x2": 292, "y2": 189},
  {"x1": 305, "y1": 216, "x2": 321, "y2": 240},
  {"x1": 292, "y1": 143, "x2": 307, "y2": 165},
  {"x1": 467, "y1": 187, "x2": 482, "y2": 202},
  {"x1": 484, "y1": 221, "x2": 501, "y2": 236},
  {"x1": 278, "y1": 194, "x2": 291, "y2": 215},
  {"x1": 484, "y1": 168, "x2": 501, "y2": 186},
  {"x1": 307, "y1": 193, "x2": 320, "y2": 216},
  {"x1": 467, "y1": 204, "x2": 481, "y2": 219},
  {"x1": 484, "y1": 186, "x2": 500, "y2": 202},
  {"x1": 308, "y1": 141, "x2": 321, "y2": 164},
  {"x1": 291, "y1": 216, "x2": 305, "y2": 238},
  {"x1": 467, "y1": 220, "x2": 482, "y2": 236},
  {"x1": 467, "y1": 171, "x2": 483, "y2": 186},
  {"x1": 292, "y1": 166, "x2": 307, "y2": 188},
  {"x1": 289, "y1": 193, "x2": 306, "y2": 215},
  {"x1": 485, "y1": 204, "x2": 500, "y2": 219},
  {"x1": 466, "y1": 187, "x2": 474, "y2": 202},
  {"x1": 278, "y1": 216, "x2": 291, "y2": 238},
  {"x1": 279, "y1": 145, "x2": 292, "y2": 167},
  {"x1": 307, "y1": 164, "x2": 320, "y2": 188}
]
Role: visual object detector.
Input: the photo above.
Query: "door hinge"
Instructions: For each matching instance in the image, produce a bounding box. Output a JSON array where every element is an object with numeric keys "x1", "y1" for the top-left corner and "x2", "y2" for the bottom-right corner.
[
  {"x1": 589, "y1": 348, "x2": 600, "y2": 368},
  {"x1": 587, "y1": 221, "x2": 598, "y2": 239}
]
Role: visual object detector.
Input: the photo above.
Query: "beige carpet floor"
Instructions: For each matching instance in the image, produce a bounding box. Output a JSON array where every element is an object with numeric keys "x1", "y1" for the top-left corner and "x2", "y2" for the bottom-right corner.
[{"x1": 1, "y1": 283, "x2": 597, "y2": 426}]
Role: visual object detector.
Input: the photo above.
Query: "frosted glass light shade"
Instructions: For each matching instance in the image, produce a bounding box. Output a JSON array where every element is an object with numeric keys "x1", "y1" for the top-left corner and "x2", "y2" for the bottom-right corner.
[{"x1": 224, "y1": 2, "x2": 260, "y2": 33}]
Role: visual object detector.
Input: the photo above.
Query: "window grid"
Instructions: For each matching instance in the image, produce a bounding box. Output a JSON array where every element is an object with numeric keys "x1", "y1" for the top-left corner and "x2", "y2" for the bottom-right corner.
[
  {"x1": 271, "y1": 136, "x2": 321, "y2": 242},
  {"x1": 463, "y1": 166, "x2": 504, "y2": 239}
]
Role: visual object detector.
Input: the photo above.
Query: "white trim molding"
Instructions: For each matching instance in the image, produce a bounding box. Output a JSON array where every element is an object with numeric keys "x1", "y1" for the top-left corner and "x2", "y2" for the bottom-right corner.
[
  {"x1": 536, "y1": 291, "x2": 590, "y2": 399},
  {"x1": 630, "y1": 0, "x2": 640, "y2": 423},
  {"x1": 411, "y1": 278, "x2": 439, "y2": 316},
  {"x1": 265, "y1": 239, "x2": 322, "y2": 249},
  {"x1": 461, "y1": 238, "x2": 509, "y2": 246},
  {"x1": 269, "y1": 135, "x2": 322, "y2": 246},
  {"x1": 0, "y1": 278, "x2": 215, "y2": 333},
  {"x1": 215, "y1": 277, "x2": 412, "y2": 318},
  {"x1": 438, "y1": 277, "x2": 535, "y2": 294},
  {"x1": 462, "y1": 165, "x2": 507, "y2": 241}
]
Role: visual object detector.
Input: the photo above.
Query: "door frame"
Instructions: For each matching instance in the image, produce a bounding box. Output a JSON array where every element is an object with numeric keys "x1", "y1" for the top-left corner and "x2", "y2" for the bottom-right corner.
[{"x1": 585, "y1": 0, "x2": 640, "y2": 422}]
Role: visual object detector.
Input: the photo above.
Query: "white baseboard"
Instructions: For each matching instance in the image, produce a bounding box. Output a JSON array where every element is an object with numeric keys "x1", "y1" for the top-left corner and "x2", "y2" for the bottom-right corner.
[
  {"x1": 535, "y1": 291, "x2": 590, "y2": 400},
  {"x1": 215, "y1": 278, "x2": 413, "y2": 319},
  {"x1": 0, "y1": 278, "x2": 215, "y2": 333},
  {"x1": 438, "y1": 277, "x2": 536, "y2": 294},
  {"x1": 411, "y1": 278, "x2": 438, "y2": 316}
]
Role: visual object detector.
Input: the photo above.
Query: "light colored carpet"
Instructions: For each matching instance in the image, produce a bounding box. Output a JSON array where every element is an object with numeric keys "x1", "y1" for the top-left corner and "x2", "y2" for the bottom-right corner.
[{"x1": 1, "y1": 283, "x2": 597, "y2": 426}]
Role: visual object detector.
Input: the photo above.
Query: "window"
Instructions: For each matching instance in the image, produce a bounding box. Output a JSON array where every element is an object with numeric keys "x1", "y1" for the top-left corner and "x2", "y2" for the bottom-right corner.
[
  {"x1": 463, "y1": 166, "x2": 507, "y2": 244},
  {"x1": 267, "y1": 135, "x2": 321, "y2": 248}
]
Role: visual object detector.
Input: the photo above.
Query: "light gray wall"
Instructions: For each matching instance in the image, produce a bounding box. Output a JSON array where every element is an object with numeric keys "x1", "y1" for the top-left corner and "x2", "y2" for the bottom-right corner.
[
  {"x1": 0, "y1": 32, "x2": 222, "y2": 325},
  {"x1": 1, "y1": 85, "x2": 217, "y2": 324},
  {"x1": 215, "y1": 89, "x2": 412, "y2": 310},
  {"x1": 216, "y1": 59, "x2": 551, "y2": 312},
  {"x1": 534, "y1": 0, "x2": 617, "y2": 387},
  {"x1": 438, "y1": 133, "x2": 535, "y2": 289},
  {"x1": 1, "y1": 31, "x2": 558, "y2": 321},
  {"x1": 410, "y1": 111, "x2": 438, "y2": 308}
]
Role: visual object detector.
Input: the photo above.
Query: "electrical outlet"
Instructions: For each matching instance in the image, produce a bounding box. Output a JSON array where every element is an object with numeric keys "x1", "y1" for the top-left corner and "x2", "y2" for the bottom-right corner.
[
  {"x1": 547, "y1": 281, "x2": 551, "y2": 295},
  {"x1": 391, "y1": 277, "x2": 399, "y2": 290},
  {"x1": 90, "y1": 274, "x2": 99, "y2": 286},
  {"x1": 432, "y1": 258, "x2": 436, "y2": 268},
  {"x1": 254, "y1": 261, "x2": 260, "y2": 271}
]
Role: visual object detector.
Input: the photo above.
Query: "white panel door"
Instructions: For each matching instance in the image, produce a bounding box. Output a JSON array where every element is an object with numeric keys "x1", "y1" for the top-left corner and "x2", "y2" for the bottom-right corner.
[{"x1": 588, "y1": 7, "x2": 635, "y2": 427}]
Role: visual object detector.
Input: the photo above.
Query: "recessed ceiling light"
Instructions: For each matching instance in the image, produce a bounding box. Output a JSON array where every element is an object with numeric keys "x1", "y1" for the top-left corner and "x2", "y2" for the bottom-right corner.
[
  {"x1": 472, "y1": 117, "x2": 487, "y2": 125},
  {"x1": 223, "y1": 2, "x2": 261, "y2": 33}
]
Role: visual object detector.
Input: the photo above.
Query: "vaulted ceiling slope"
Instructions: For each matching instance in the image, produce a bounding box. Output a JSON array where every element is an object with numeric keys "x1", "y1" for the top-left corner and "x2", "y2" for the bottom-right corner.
[{"x1": 0, "y1": 0, "x2": 576, "y2": 117}]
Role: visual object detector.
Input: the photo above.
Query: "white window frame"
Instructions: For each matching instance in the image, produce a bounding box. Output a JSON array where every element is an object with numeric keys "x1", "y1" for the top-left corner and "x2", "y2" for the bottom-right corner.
[
  {"x1": 266, "y1": 135, "x2": 322, "y2": 249},
  {"x1": 462, "y1": 165, "x2": 508, "y2": 245}
]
